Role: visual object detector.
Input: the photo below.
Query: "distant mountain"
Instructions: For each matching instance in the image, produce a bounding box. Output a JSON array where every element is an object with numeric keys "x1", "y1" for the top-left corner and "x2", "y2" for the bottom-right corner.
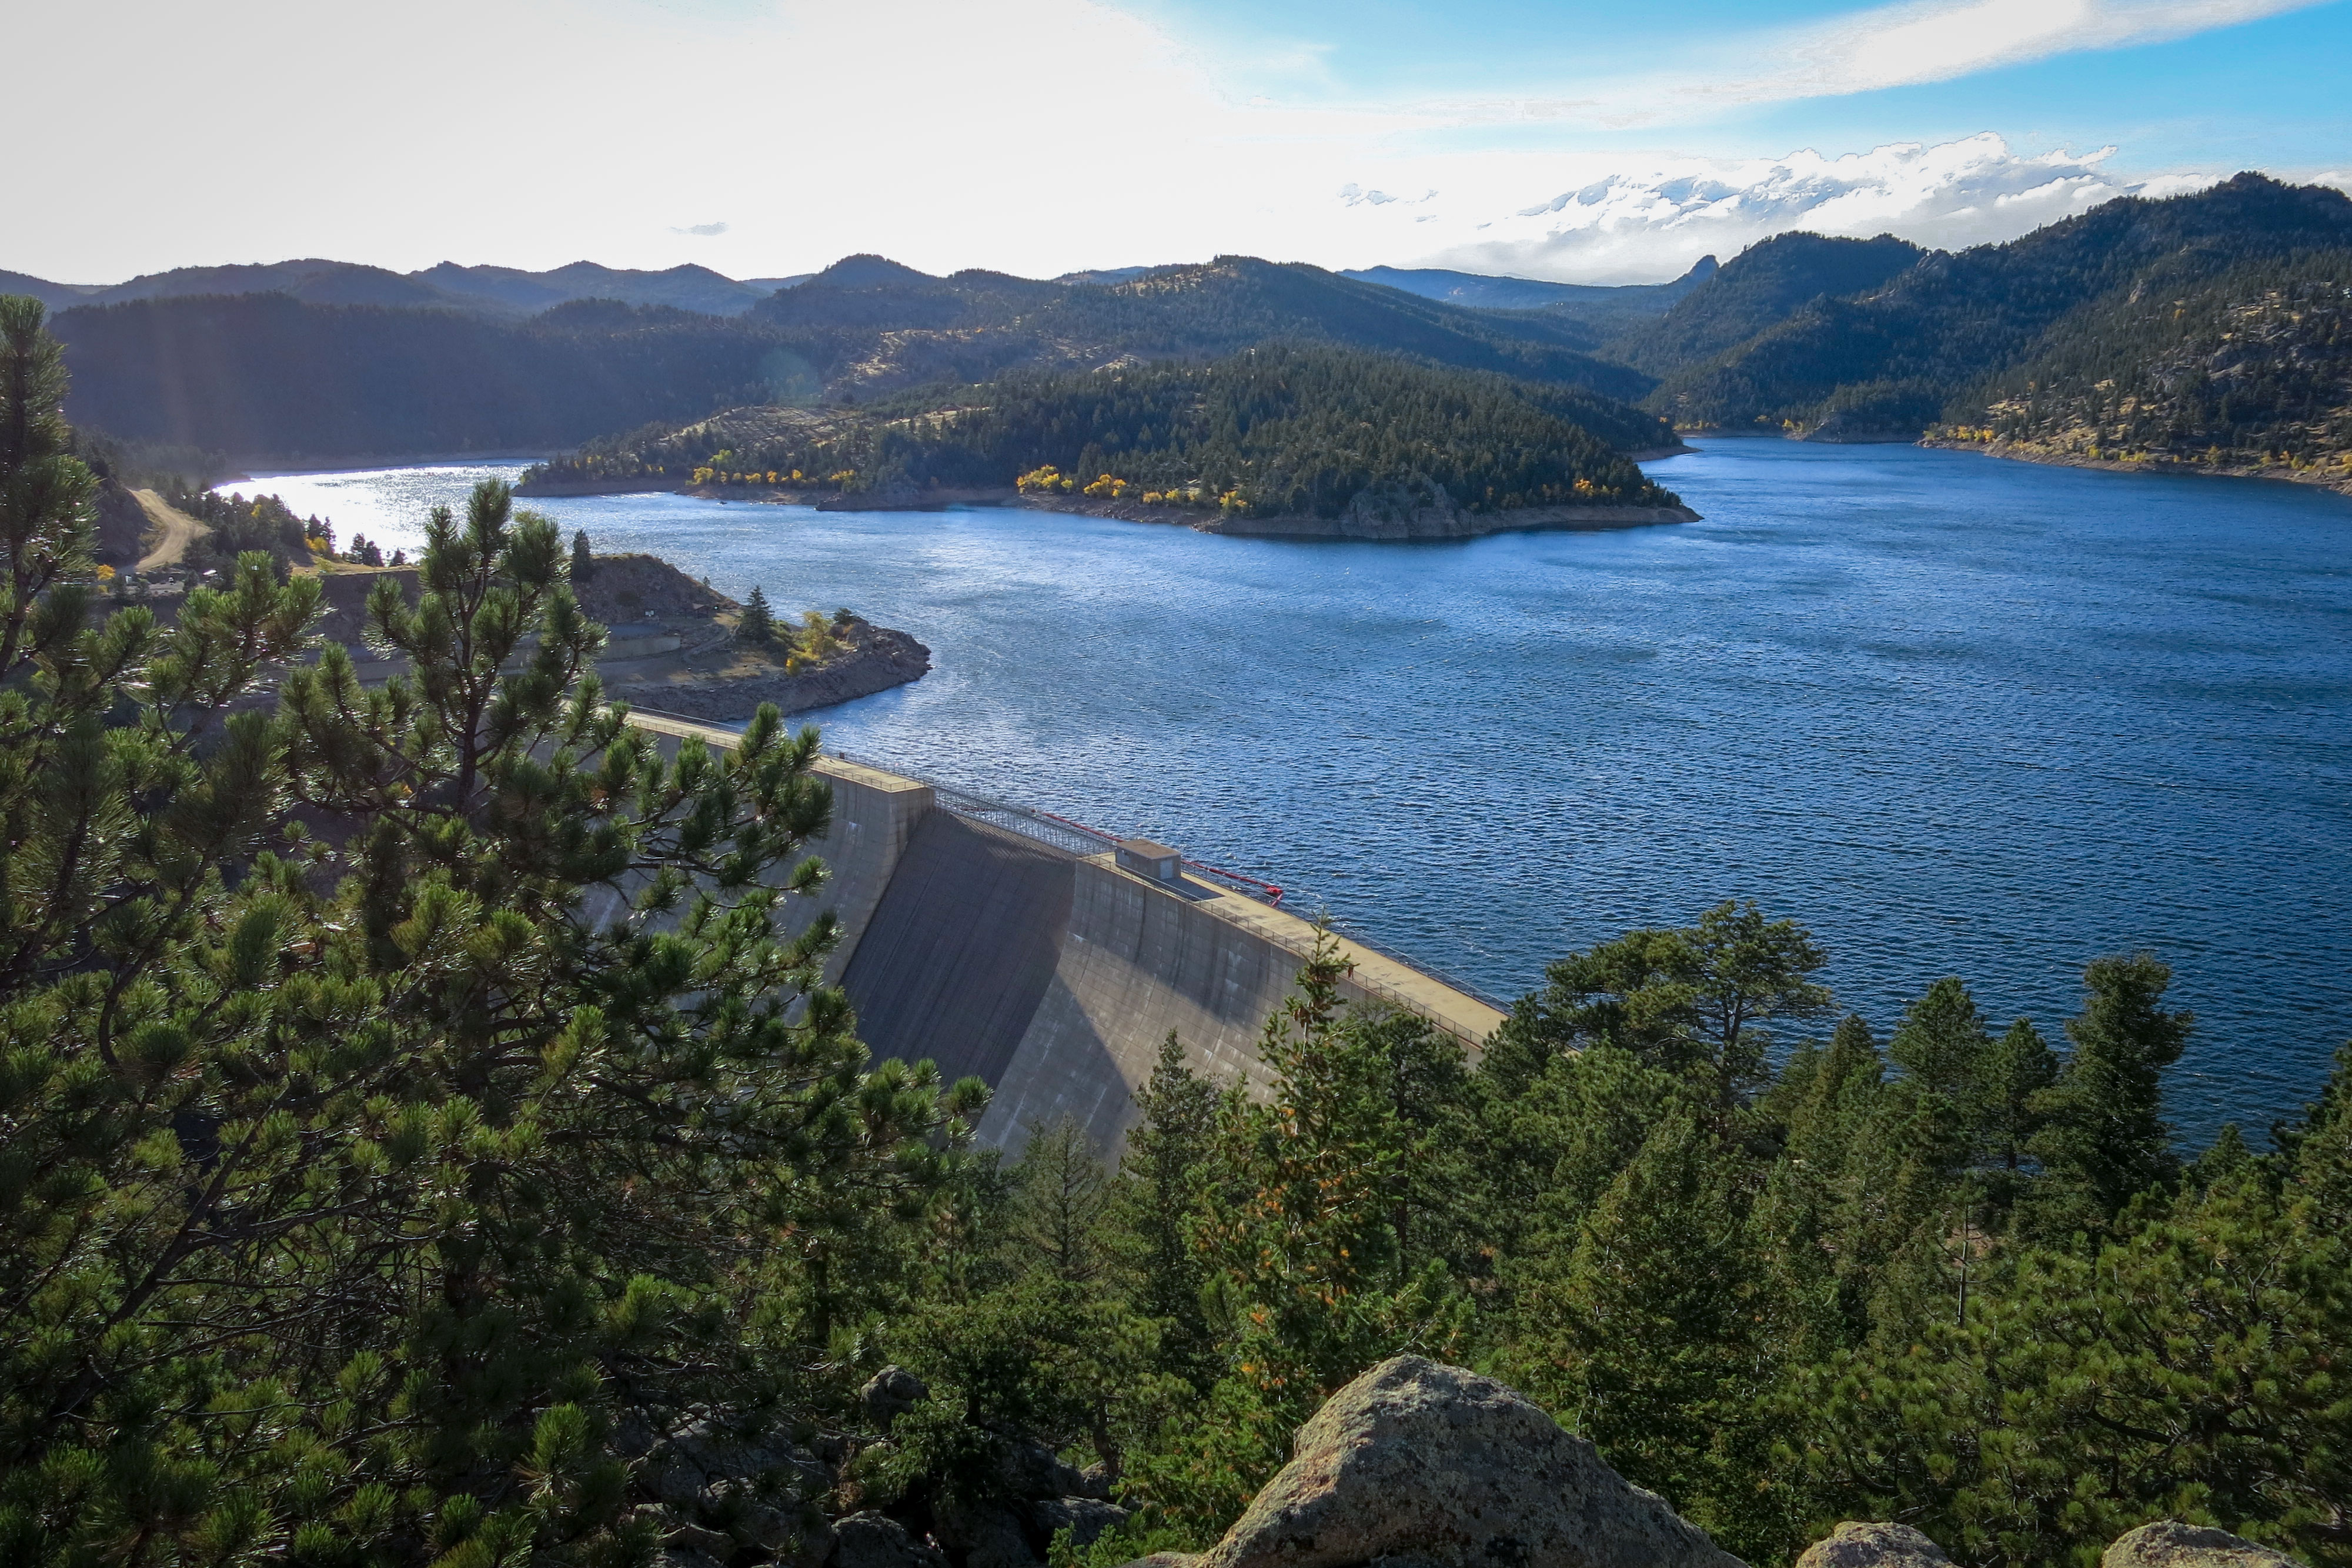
[
  {"x1": 1344, "y1": 258, "x2": 1717, "y2": 323},
  {"x1": 49, "y1": 295, "x2": 790, "y2": 460},
  {"x1": 1639, "y1": 173, "x2": 2352, "y2": 442},
  {"x1": 1608, "y1": 234, "x2": 1926, "y2": 376},
  {"x1": 33, "y1": 177, "x2": 2344, "y2": 475},
  {"x1": 43, "y1": 250, "x2": 1655, "y2": 461},
  {"x1": 743, "y1": 253, "x2": 1655, "y2": 402},
  {"x1": 0, "y1": 268, "x2": 105, "y2": 313},
  {"x1": 1, "y1": 258, "x2": 812, "y2": 320},
  {"x1": 413, "y1": 261, "x2": 804, "y2": 317}
]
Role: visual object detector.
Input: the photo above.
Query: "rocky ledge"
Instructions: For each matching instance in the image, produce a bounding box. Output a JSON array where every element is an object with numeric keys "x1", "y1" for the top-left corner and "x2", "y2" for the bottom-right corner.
[
  {"x1": 604, "y1": 614, "x2": 930, "y2": 722},
  {"x1": 626, "y1": 1353, "x2": 2315, "y2": 1568},
  {"x1": 1154, "y1": 1355, "x2": 1738, "y2": 1568}
]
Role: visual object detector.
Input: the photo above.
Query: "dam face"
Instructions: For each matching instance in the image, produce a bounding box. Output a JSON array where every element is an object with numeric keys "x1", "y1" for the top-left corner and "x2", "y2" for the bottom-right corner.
[{"x1": 627, "y1": 713, "x2": 1505, "y2": 1155}]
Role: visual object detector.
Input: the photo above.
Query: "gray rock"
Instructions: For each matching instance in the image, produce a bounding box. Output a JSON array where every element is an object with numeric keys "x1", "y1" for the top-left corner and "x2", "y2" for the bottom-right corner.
[
  {"x1": 861, "y1": 1366, "x2": 931, "y2": 1433},
  {"x1": 997, "y1": 1436, "x2": 1092, "y2": 1502},
  {"x1": 1794, "y1": 1523, "x2": 1950, "y2": 1568},
  {"x1": 2103, "y1": 1522, "x2": 2306, "y2": 1568},
  {"x1": 1030, "y1": 1497, "x2": 1131, "y2": 1552},
  {"x1": 1193, "y1": 1355, "x2": 1743, "y2": 1568},
  {"x1": 830, "y1": 1511, "x2": 948, "y2": 1568},
  {"x1": 934, "y1": 1496, "x2": 1043, "y2": 1568},
  {"x1": 1117, "y1": 1556, "x2": 1201, "y2": 1568}
]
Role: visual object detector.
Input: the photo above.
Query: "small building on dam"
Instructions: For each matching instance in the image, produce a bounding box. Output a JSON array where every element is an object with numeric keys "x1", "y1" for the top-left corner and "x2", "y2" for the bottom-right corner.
[{"x1": 627, "y1": 712, "x2": 1506, "y2": 1155}]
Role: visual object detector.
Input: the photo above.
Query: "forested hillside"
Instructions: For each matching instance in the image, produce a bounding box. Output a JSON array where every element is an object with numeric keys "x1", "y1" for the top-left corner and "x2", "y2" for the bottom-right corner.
[
  {"x1": 527, "y1": 345, "x2": 1685, "y2": 518},
  {"x1": 51, "y1": 294, "x2": 794, "y2": 457},
  {"x1": 1640, "y1": 173, "x2": 2352, "y2": 449},
  {"x1": 1956, "y1": 249, "x2": 2351, "y2": 474},
  {"x1": 43, "y1": 177, "x2": 2351, "y2": 478},
  {"x1": 48, "y1": 255, "x2": 1654, "y2": 462},
  {"x1": 744, "y1": 253, "x2": 1653, "y2": 401},
  {"x1": 1608, "y1": 232, "x2": 1925, "y2": 375}
]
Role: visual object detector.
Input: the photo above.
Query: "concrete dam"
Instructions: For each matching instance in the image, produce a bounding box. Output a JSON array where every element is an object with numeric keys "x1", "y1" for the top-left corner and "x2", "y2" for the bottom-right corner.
[{"x1": 629, "y1": 713, "x2": 1506, "y2": 1154}]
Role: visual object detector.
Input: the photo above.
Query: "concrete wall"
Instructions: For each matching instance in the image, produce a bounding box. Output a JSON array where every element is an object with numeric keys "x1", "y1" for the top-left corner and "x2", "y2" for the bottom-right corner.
[
  {"x1": 841, "y1": 812, "x2": 1074, "y2": 1089},
  {"x1": 620, "y1": 714, "x2": 931, "y2": 982},
  {"x1": 621, "y1": 714, "x2": 1505, "y2": 1155}
]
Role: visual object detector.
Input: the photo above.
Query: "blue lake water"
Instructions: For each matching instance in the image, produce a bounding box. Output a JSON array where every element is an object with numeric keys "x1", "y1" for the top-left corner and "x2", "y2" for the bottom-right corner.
[{"x1": 228, "y1": 441, "x2": 2352, "y2": 1139}]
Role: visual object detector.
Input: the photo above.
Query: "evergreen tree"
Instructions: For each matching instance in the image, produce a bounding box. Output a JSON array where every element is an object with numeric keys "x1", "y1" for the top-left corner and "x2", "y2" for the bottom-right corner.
[
  {"x1": 0, "y1": 306, "x2": 984, "y2": 1565},
  {"x1": 1976, "y1": 1017, "x2": 2060, "y2": 1171},
  {"x1": 1517, "y1": 1109, "x2": 1765, "y2": 1546},
  {"x1": 569, "y1": 527, "x2": 594, "y2": 581},
  {"x1": 1888, "y1": 975, "x2": 1992, "y2": 1104},
  {"x1": 1114, "y1": 1033, "x2": 1221, "y2": 1391},
  {"x1": 740, "y1": 582, "x2": 774, "y2": 645},
  {"x1": 2029, "y1": 953, "x2": 2194, "y2": 1229},
  {"x1": 1510, "y1": 901, "x2": 1831, "y2": 1112}
]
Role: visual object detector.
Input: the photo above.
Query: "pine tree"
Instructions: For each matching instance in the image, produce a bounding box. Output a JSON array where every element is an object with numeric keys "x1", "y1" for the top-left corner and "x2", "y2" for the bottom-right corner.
[
  {"x1": 2029, "y1": 952, "x2": 2194, "y2": 1231},
  {"x1": 1976, "y1": 1017, "x2": 2059, "y2": 1171},
  {"x1": 1115, "y1": 1032, "x2": 1221, "y2": 1390},
  {"x1": 570, "y1": 527, "x2": 595, "y2": 581},
  {"x1": 740, "y1": 582, "x2": 774, "y2": 644},
  {"x1": 1889, "y1": 975, "x2": 1992, "y2": 1104},
  {"x1": 1527, "y1": 1109, "x2": 1762, "y2": 1536}
]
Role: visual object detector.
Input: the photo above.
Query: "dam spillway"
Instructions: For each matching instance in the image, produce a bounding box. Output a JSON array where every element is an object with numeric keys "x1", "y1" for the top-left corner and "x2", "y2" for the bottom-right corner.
[{"x1": 627, "y1": 712, "x2": 1506, "y2": 1154}]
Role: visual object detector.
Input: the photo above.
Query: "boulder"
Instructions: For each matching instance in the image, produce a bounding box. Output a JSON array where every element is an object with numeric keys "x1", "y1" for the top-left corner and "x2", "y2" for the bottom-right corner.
[
  {"x1": 861, "y1": 1366, "x2": 930, "y2": 1433},
  {"x1": 933, "y1": 1497, "x2": 1040, "y2": 1568},
  {"x1": 1793, "y1": 1523, "x2": 1950, "y2": 1568},
  {"x1": 1190, "y1": 1355, "x2": 1742, "y2": 1568},
  {"x1": 831, "y1": 1511, "x2": 949, "y2": 1568},
  {"x1": 1030, "y1": 1497, "x2": 1131, "y2": 1552},
  {"x1": 2103, "y1": 1522, "x2": 2306, "y2": 1568}
]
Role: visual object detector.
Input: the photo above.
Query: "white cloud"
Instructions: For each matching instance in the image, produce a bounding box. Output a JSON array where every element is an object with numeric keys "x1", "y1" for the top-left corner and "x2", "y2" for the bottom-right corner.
[
  {"x1": 1324, "y1": 135, "x2": 2222, "y2": 282},
  {"x1": 1412, "y1": 0, "x2": 2334, "y2": 127},
  {"x1": 0, "y1": 0, "x2": 2291, "y2": 285}
]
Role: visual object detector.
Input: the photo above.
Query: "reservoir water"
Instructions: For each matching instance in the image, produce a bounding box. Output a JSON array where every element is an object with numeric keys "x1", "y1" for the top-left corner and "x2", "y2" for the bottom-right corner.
[{"x1": 228, "y1": 440, "x2": 2352, "y2": 1139}]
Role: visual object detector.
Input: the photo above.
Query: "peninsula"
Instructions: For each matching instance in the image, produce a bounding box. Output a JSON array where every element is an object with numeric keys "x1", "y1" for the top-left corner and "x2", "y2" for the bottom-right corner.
[{"x1": 520, "y1": 343, "x2": 1696, "y2": 542}]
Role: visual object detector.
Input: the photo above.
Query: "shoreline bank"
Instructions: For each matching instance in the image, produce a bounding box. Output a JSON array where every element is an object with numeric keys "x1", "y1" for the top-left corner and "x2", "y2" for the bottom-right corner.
[
  {"x1": 515, "y1": 476, "x2": 1700, "y2": 539},
  {"x1": 1918, "y1": 437, "x2": 2352, "y2": 497}
]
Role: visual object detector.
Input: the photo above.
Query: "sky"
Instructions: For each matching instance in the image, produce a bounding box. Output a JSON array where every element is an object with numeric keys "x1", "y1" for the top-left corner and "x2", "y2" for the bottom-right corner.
[{"x1": 6, "y1": 0, "x2": 2348, "y2": 286}]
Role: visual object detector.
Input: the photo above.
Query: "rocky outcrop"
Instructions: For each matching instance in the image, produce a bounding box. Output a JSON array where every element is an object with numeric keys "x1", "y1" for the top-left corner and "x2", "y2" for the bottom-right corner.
[
  {"x1": 629, "y1": 1413, "x2": 836, "y2": 1568},
  {"x1": 607, "y1": 615, "x2": 930, "y2": 720},
  {"x1": 1785, "y1": 1519, "x2": 2310, "y2": 1568},
  {"x1": 832, "y1": 1512, "x2": 948, "y2": 1568},
  {"x1": 1177, "y1": 1355, "x2": 1742, "y2": 1568},
  {"x1": 2102, "y1": 1522, "x2": 2306, "y2": 1568},
  {"x1": 1792, "y1": 1522, "x2": 1950, "y2": 1568}
]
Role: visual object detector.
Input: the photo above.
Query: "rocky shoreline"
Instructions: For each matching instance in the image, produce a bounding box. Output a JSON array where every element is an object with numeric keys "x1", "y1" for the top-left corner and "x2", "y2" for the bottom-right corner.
[
  {"x1": 604, "y1": 615, "x2": 931, "y2": 722},
  {"x1": 1919, "y1": 436, "x2": 2352, "y2": 496},
  {"x1": 520, "y1": 477, "x2": 1703, "y2": 541}
]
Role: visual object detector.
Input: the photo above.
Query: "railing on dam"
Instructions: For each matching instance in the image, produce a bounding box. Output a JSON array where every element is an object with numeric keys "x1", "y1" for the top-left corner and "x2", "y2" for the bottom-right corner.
[{"x1": 826, "y1": 748, "x2": 1289, "y2": 906}]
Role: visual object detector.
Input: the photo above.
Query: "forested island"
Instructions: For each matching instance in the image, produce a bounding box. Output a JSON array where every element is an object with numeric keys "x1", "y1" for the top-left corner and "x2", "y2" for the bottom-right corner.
[
  {"x1": 5, "y1": 290, "x2": 2351, "y2": 1568},
  {"x1": 519, "y1": 346, "x2": 1695, "y2": 540}
]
